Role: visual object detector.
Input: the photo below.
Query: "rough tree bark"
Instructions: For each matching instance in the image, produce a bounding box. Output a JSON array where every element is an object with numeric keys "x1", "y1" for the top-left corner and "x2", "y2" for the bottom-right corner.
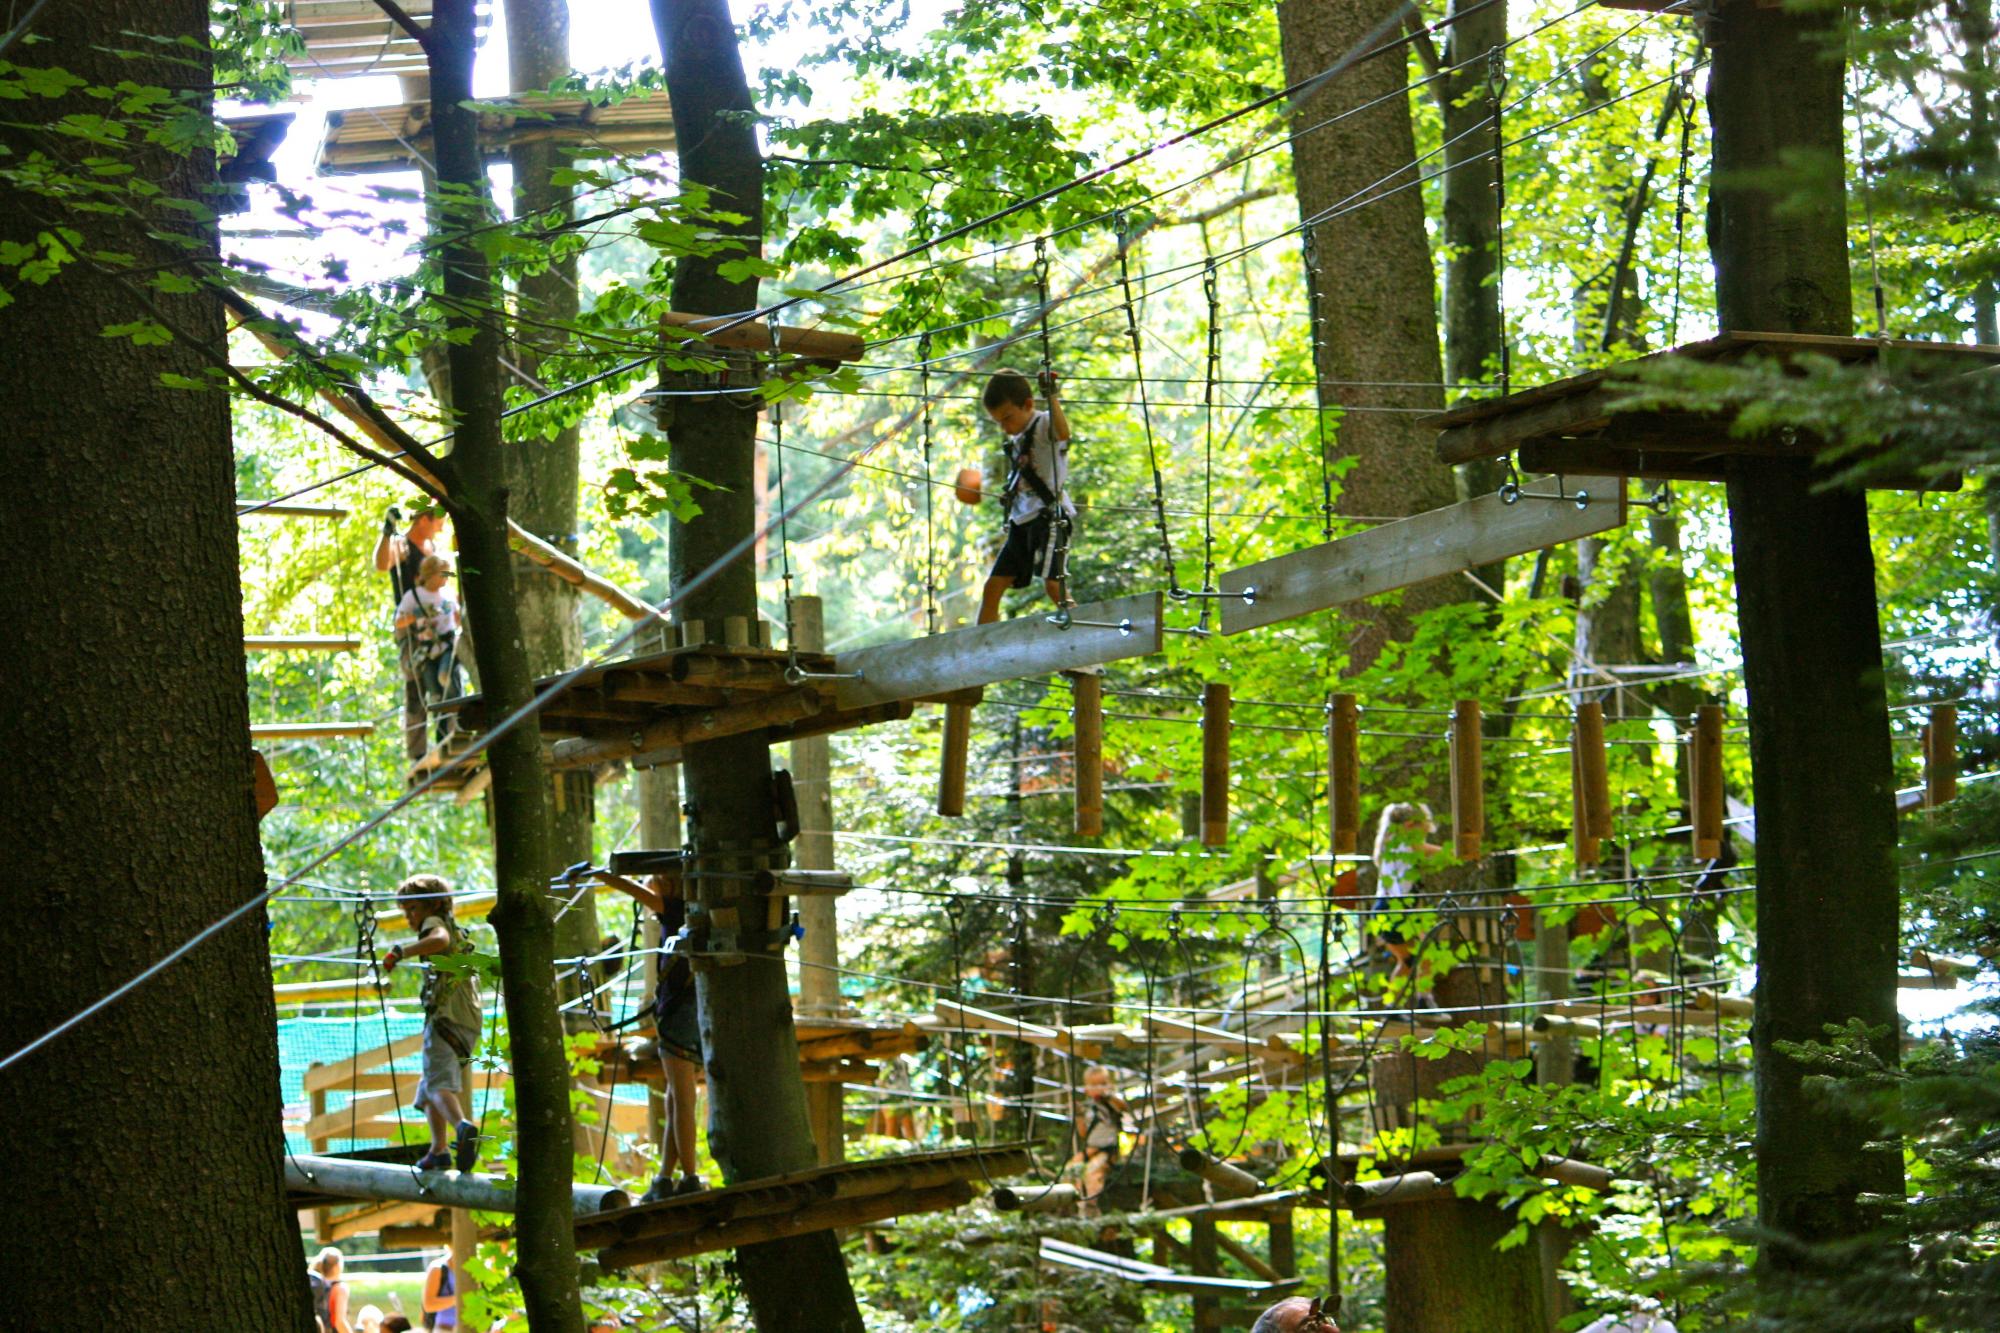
[
  {"x1": 648, "y1": 1, "x2": 866, "y2": 1326},
  {"x1": 1278, "y1": 2, "x2": 1542, "y2": 1326},
  {"x1": 1434, "y1": 0, "x2": 1510, "y2": 561},
  {"x1": 418, "y1": 3, "x2": 585, "y2": 1327},
  {"x1": 1279, "y1": 0, "x2": 1464, "y2": 673},
  {"x1": 503, "y1": 0, "x2": 601, "y2": 979},
  {"x1": 1706, "y1": 0, "x2": 1907, "y2": 1292},
  {"x1": 0, "y1": 3, "x2": 306, "y2": 1326}
]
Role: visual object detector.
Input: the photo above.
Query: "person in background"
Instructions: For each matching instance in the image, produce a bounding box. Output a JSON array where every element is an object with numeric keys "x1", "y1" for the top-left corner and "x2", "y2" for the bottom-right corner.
[
  {"x1": 1370, "y1": 801, "x2": 1441, "y2": 993},
  {"x1": 1071, "y1": 1064, "x2": 1129, "y2": 1218},
  {"x1": 421, "y1": 1247, "x2": 459, "y2": 1331},
  {"x1": 393, "y1": 554, "x2": 466, "y2": 737},
  {"x1": 354, "y1": 1304, "x2": 385, "y2": 1333},
  {"x1": 599, "y1": 867, "x2": 704, "y2": 1201},
  {"x1": 1250, "y1": 1296, "x2": 1339, "y2": 1332},
  {"x1": 373, "y1": 502, "x2": 447, "y2": 761},
  {"x1": 308, "y1": 1247, "x2": 352, "y2": 1333}
]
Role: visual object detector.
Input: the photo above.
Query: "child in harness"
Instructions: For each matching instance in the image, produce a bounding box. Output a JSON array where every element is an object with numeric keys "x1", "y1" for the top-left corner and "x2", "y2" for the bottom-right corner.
[
  {"x1": 394, "y1": 553, "x2": 465, "y2": 737},
  {"x1": 976, "y1": 368, "x2": 1075, "y2": 624}
]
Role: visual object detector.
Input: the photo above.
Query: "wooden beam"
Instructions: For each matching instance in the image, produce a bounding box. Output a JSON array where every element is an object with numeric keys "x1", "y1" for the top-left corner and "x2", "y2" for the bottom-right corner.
[
  {"x1": 506, "y1": 524, "x2": 653, "y2": 621},
  {"x1": 599, "y1": 1180, "x2": 974, "y2": 1269},
  {"x1": 546, "y1": 687, "x2": 823, "y2": 769},
  {"x1": 1179, "y1": 1149, "x2": 1266, "y2": 1200},
  {"x1": 275, "y1": 976, "x2": 380, "y2": 1006},
  {"x1": 662, "y1": 311, "x2": 864, "y2": 364},
  {"x1": 324, "y1": 1199, "x2": 439, "y2": 1243},
  {"x1": 1201, "y1": 683, "x2": 1230, "y2": 848},
  {"x1": 833, "y1": 593, "x2": 1165, "y2": 711},
  {"x1": 252, "y1": 721, "x2": 374, "y2": 740},
  {"x1": 1342, "y1": 1171, "x2": 1450, "y2": 1211},
  {"x1": 1039, "y1": 1238, "x2": 1302, "y2": 1298},
  {"x1": 303, "y1": 1034, "x2": 423, "y2": 1092},
  {"x1": 1219, "y1": 478, "x2": 1624, "y2": 634},
  {"x1": 286, "y1": 1154, "x2": 628, "y2": 1215},
  {"x1": 245, "y1": 634, "x2": 363, "y2": 653},
  {"x1": 238, "y1": 500, "x2": 349, "y2": 519},
  {"x1": 991, "y1": 1183, "x2": 1081, "y2": 1213}
]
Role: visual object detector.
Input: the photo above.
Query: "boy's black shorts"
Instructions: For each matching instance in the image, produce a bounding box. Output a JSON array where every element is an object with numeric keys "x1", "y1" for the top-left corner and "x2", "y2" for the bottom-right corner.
[{"x1": 988, "y1": 512, "x2": 1068, "y2": 587}]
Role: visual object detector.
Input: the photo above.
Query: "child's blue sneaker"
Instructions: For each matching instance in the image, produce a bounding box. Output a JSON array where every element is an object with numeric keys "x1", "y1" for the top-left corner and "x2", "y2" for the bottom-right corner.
[{"x1": 453, "y1": 1119, "x2": 481, "y2": 1174}]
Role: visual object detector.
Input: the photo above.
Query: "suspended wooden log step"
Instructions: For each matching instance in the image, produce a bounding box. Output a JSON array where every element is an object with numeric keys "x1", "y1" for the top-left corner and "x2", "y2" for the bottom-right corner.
[
  {"x1": 579, "y1": 1143, "x2": 1030, "y2": 1269},
  {"x1": 832, "y1": 592, "x2": 1165, "y2": 712},
  {"x1": 1689, "y1": 704, "x2": 1726, "y2": 860},
  {"x1": 1071, "y1": 668, "x2": 1104, "y2": 837},
  {"x1": 1923, "y1": 704, "x2": 1959, "y2": 808},
  {"x1": 1327, "y1": 693, "x2": 1360, "y2": 855},
  {"x1": 1038, "y1": 1238, "x2": 1303, "y2": 1300},
  {"x1": 1202, "y1": 683, "x2": 1231, "y2": 847},
  {"x1": 1450, "y1": 700, "x2": 1484, "y2": 860},
  {"x1": 1219, "y1": 475, "x2": 1624, "y2": 634},
  {"x1": 237, "y1": 499, "x2": 348, "y2": 519},
  {"x1": 285, "y1": 1153, "x2": 628, "y2": 1215},
  {"x1": 252, "y1": 721, "x2": 374, "y2": 741},
  {"x1": 1429, "y1": 331, "x2": 2000, "y2": 489},
  {"x1": 245, "y1": 634, "x2": 362, "y2": 653}
]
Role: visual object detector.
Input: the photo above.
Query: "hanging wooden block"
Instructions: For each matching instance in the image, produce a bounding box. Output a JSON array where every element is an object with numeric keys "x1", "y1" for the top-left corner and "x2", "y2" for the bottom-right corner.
[
  {"x1": 937, "y1": 702, "x2": 973, "y2": 818},
  {"x1": 1327, "y1": 693, "x2": 1360, "y2": 856},
  {"x1": 1070, "y1": 670, "x2": 1104, "y2": 837},
  {"x1": 1572, "y1": 742, "x2": 1601, "y2": 869},
  {"x1": 1450, "y1": 700, "x2": 1484, "y2": 860},
  {"x1": 1691, "y1": 704, "x2": 1725, "y2": 860},
  {"x1": 1575, "y1": 699, "x2": 1613, "y2": 839},
  {"x1": 1924, "y1": 704, "x2": 1958, "y2": 809},
  {"x1": 1201, "y1": 683, "x2": 1231, "y2": 848}
]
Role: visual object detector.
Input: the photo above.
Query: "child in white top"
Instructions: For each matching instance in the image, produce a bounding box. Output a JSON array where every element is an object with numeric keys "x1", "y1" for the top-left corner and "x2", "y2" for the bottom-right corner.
[{"x1": 394, "y1": 554, "x2": 465, "y2": 717}]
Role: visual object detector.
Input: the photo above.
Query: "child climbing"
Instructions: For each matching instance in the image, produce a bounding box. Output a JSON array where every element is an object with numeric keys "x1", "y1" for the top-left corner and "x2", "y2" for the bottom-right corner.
[
  {"x1": 393, "y1": 554, "x2": 466, "y2": 735},
  {"x1": 976, "y1": 368, "x2": 1075, "y2": 624},
  {"x1": 1370, "y1": 801, "x2": 1441, "y2": 994},
  {"x1": 382, "y1": 874, "x2": 483, "y2": 1174},
  {"x1": 599, "y1": 865, "x2": 704, "y2": 1203},
  {"x1": 373, "y1": 503, "x2": 447, "y2": 762},
  {"x1": 1071, "y1": 1064, "x2": 1129, "y2": 1217}
]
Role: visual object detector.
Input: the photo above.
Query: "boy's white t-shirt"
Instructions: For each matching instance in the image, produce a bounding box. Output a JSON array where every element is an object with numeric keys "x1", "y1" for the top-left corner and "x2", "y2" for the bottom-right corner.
[{"x1": 1005, "y1": 411, "x2": 1076, "y2": 525}]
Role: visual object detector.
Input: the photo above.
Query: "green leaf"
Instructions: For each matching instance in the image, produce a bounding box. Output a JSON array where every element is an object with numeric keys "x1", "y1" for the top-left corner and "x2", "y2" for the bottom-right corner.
[{"x1": 101, "y1": 318, "x2": 171, "y2": 346}]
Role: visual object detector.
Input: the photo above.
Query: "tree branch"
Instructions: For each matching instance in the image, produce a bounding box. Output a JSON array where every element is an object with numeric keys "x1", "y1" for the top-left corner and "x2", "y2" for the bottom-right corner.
[
  {"x1": 1405, "y1": 11, "x2": 1445, "y2": 94},
  {"x1": 370, "y1": 0, "x2": 434, "y2": 51}
]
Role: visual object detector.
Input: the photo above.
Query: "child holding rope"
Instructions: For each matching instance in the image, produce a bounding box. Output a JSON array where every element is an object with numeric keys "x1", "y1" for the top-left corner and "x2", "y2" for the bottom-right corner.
[
  {"x1": 1071, "y1": 1064, "x2": 1129, "y2": 1217},
  {"x1": 382, "y1": 874, "x2": 483, "y2": 1173},
  {"x1": 599, "y1": 865, "x2": 704, "y2": 1202},
  {"x1": 976, "y1": 368, "x2": 1075, "y2": 624}
]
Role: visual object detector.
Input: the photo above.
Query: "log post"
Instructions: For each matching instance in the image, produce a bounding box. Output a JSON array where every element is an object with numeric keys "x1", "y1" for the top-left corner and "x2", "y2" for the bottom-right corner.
[
  {"x1": 1691, "y1": 704, "x2": 1725, "y2": 860},
  {"x1": 1574, "y1": 700, "x2": 1612, "y2": 838},
  {"x1": 1202, "y1": 683, "x2": 1231, "y2": 848},
  {"x1": 1708, "y1": 0, "x2": 1906, "y2": 1289},
  {"x1": 1328, "y1": 692, "x2": 1361, "y2": 855},
  {"x1": 1450, "y1": 700, "x2": 1483, "y2": 860},
  {"x1": 1071, "y1": 670, "x2": 1104, "y2": 837},
  {"x1": 1269, "y1": 1211, "x2": 1297, "y2": 1279},
  {"x1": 1571, "y1": 743, "x2": 1600, "y2": 869},
  {"x1": 937, "y1": 703, "x2": 972, "y2": 817},
  {"x1": 308, "y1": 1072, "x2": 331, "y2": 1243},
  {"x1": 1924, "y1": 704, "x2": 1958, "y2": 808},
  {"x1": 792, "y1": 597, "x2": 845, "y2": 1166},
  {"x1": 1190, "y1": 1213, "x2": 1221, "y2": 1331}
]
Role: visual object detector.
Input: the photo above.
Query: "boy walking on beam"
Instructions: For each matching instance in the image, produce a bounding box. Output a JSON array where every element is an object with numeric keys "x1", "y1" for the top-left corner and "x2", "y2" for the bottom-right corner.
[{"x1": 976, "y1": 369, "x2": 1074, "y2": 624}]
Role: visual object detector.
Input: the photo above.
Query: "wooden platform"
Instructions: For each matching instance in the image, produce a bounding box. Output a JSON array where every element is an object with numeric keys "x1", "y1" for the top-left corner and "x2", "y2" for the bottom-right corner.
[
  {"x1": 577, "y1": 1143, "x2": 1031, "y2": 1268},
  {"x1": 1429, "y1": 331, "x2": 2000, "y2": 487},
  {"x1": 284, "y1": 0, "x2": 491, "y2": 80},
  {"x1": 319, "y1": 89, "x2": 676, "y2": 172}
]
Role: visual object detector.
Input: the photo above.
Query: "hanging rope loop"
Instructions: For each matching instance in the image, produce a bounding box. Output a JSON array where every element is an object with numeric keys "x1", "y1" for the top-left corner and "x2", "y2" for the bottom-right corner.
[
  {"x1": 918, "y1": 330, "x2": 939, "y2": 635},
  {"x1": 1032, "y1": 235, "x2": 1055, "y2": 393},
  {"x1": 1299, "y1": 228, "x2": 1336, "y2": 539},
  {"x1": 1112, "y1": 209, "x2": 1183, "y2": 599}
]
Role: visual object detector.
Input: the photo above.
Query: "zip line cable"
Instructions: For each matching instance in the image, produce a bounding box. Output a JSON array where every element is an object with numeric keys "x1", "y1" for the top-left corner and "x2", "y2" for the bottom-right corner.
[{"x1": 0, "y1": 396, "x2": 914, "y2": 1074}]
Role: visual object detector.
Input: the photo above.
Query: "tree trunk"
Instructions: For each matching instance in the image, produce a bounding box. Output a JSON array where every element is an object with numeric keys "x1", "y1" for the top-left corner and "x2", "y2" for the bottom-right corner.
[
  {"x1": 1380, "y1": 1200, "x2": 1552, "y2": 1331},
  {"x1": 423, "y1": 4, "x2": 585, "y2": 1328},
  {"x1": 1279, "y1": 0, "x2": 1463, "y2": 671},
  {"x1": 0, "y1": 4, "x2": 306, "y2": 1326},
  {"x1": 1707, "y1": 0, "x2": 1906, "y2": 1291},
  {"x1": 503, "y1": 0, "x2": 600, "y2": 980},
  {"x1": 648, "y1": 2, "x2": 865, "y2": 1326},
  {"x1": 1436, "y1": 0, "x2": 1510, "y2": 584}
]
